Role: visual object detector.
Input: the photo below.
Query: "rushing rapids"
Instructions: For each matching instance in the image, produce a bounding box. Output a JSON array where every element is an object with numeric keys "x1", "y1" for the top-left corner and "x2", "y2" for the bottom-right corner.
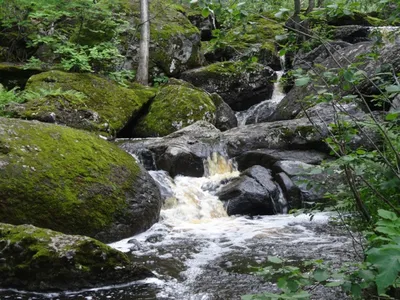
[{"x1": 1, "y1": 154, "x2": 357, "y2": 300}]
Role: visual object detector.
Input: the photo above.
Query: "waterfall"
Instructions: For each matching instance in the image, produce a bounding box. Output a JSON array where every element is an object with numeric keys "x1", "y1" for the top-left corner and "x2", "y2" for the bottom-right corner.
[{"x1": 236, "y1": 71, "x2": 285, "y2": 126}]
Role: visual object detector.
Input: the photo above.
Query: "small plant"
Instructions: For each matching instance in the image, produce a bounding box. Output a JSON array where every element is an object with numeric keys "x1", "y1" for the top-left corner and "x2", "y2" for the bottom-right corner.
[
  {"x1": 152, "y1": 75, "x2": 169, "y2": 87},
  {"x1": 109, "y1": 70, "x2": 136, "y2": 87},
  {"x1": 0, "y1": 86, "x2": 24, "y2": 109}
]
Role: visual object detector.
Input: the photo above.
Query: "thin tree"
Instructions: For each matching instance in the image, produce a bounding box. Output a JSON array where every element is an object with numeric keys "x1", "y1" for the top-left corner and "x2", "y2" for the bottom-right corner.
[
  {"x1": 136, "y1": 0, "x2": 150, "y2": 85},
  {"x1": 306, "y1": 0, "x2": 315, "y2": 14}
]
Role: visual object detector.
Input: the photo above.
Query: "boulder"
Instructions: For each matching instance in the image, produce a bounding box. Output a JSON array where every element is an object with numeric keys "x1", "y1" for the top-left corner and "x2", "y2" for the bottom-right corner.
[
  {"x1": 235, "y1": 149, "x2": 329, "y2": 171},
  {"x1": 119, "y1": 121, "x2": 222, "y2": 177},
  {"x1": 275, "y1": 172, "x2": 302, "y2": 210},
  {"x1": 332, "y1": 25, "x2": 371, "y2": 43},
  {"x1": 222, "y1": 118, "x2": 330, "y2": 157},
  {"x1": 269, "y1": 42, "x2": 400, "y2": 121},
  {"x1": 181, "y1": 61, "x2": 276, "y2": 111},
  {"x1": 327, "y1": 12, "x2": 385, "y2": 26},
  {"x1": 292, "y1": 41, "x2": 352, "y2": 71},
  {"x1": 210, "y1": 93, "x2": 237, "y2": 131},
  {"x1": 0, "y1": 117, "x2": 162, "y2": 243},
  {"x1": 202, "y1": 16, "x2": 284, "y2": 70},
  {"x1": 236, "y1": 100, "x2": 278, "y2": 126},
  {"x1": 272, "y1": 161, "x2": 340, "y2": 206},
  {"x1": 125, "y1": 0, "x2": 203, "y2": 76},
  {"x1": 0, "y1": 223, "x2": 152, "y2": 291},
  {"x1": 187, "y1": 13, "x2": 214, "y2": 41},
  {"x1": 4, "y1": 71, "x2": 156, "y2": 137},
  {"x1": 217, "y1": 166, "x2": 281, "y2": 216},
  {"x1": 132, "y1": 79, "x2": 216, "y2": 137}
]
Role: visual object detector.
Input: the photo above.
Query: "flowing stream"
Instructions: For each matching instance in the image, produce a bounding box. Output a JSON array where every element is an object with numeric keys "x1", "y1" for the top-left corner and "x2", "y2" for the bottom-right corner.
[
  {"x1": 1, "y1": 154, "x2": 358, "y2": 300},
  {"x1": 236, "y1": 71, "x2": 285, "y2": 126}
]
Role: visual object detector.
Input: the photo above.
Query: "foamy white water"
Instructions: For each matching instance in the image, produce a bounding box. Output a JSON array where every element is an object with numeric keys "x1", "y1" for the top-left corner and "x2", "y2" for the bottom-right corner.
[{"x1": 2, "y1": 154, "x2": 354, "y2": 300}]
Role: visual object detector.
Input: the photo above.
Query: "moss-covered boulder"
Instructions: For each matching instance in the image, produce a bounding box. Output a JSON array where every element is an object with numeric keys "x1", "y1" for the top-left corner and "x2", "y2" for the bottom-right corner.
[
  {"x1": 181, "y1": 61, "x2": 276, "y2": 111},
  {"x1": 327, "y1": 11, "x2": 386, "y2": 26},
  {"x1": 0, "y1": 223, "x2": 152, "y2": 291},
  {"x1": 132, "y1": 79, "x2": 216, "y2": 137},
  {"x1": 0, "y1": 117, "x2": 162, "y2": 242},
  {"x1": 124, "y1": 0, "x2": 203, "y2": 76},
  {"x1": 202, "y1": 16, "x2": 284, "y2": 70},
  {"x1": 4, "y1": 71, "x2": 156, "y2": 137}
]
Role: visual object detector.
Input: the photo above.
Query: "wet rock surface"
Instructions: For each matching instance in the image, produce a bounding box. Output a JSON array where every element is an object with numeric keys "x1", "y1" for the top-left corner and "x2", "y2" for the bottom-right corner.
[{"x1": 217, "y1": 166, "x2": 281, "y2": 216}]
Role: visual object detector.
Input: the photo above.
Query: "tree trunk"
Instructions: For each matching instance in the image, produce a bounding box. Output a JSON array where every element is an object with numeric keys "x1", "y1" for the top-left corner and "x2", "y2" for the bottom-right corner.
[
  {"x1": 136, "y1": 0, "x2": 150, "y2": 85},
  {"x1": 317, "y1": 0, "x2": 324, "y2": 7},
  {"x1": 306, "y1": 0, "x2": 315, "y2": 14},
  {"x1": 294, "y1": 0, "x2": 301, "y2": 17}
]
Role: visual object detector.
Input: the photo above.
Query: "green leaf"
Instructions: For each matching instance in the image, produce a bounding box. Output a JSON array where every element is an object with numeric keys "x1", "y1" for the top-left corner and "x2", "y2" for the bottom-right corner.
[
  {"x1": 351, "y1": 284, "x2": 362, "y2": 298},
  {"x1": 295, "y1": 77, "x2": 310, "y2": 87},
  {"x1": 343, "y1": 70, "x2": 355, "y2": 82},
  {"x1": 313, "y1": 269, "x2": 329, "y2": 282},
  {"x1": 386, "y1": 85, "x2": 400, "y2": 93},
  {"x1": 385, "y1": 112, "x2": 399, "y2": 121},
  {"x1": 377, "y1": 209, "x2": 398, "y2": 221},
  {"x1": 268, "y1": 256, "x2": 283, "y2": 264},
  {"x1": 367, "y1": 246, "x2": 400, "y2": 295},
  {"x1": 325, "y1": 280, "x2": 344, "y2": 287},
  {"x1": 287, "y1": 279, "x2": 299, "y2": 292},
  {"x1": 201, "y1": 8, "x2": 210, "y2": 18}
]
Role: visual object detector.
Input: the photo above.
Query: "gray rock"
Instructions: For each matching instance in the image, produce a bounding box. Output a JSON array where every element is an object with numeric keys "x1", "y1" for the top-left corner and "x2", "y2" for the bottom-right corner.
[
  {"x1": 210, "y1": 93, "x2": 238, "y2": 131},
  {"x1": 333, "y1": 25, "x2": 371, "y2": 43},
  {"x1": 118, "y1": 121, "x2": 223, "y2": 177},
  {"x1": 269, "y1": 42, "x2": 400, "y2": 121},
  {"x1": 235, "y1": 149, "x2": 329, "y2": 171},
  {"x1": 293, "y1": 41, "x2": 352, "y2": 71},
  {"x1": 275, "y1": 172, "x2": 302, "y2": 209},
  {"x1": 216, "y1": 165, "x2": 281, "y2": 216},
  {"x1": 180, "y1": 61, "x2": 276, "y2": 111}
]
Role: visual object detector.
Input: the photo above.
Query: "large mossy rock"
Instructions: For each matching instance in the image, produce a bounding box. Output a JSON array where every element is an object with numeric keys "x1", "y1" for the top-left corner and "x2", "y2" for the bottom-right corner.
[
  {"x1": 5, "y1": 71, "x2": 156, "y2": 137},
  {"x1": 0, "y1": 117, "x2": 162, "y2": 243},
  {"x1": 181, "y1": 61, "x2": 276, "y2": 111},
  {"x1": 133, "y1": 79, "x2": 216, "y2": 137},
  {"x1": 125, "y1": 0, "x2": 203, "y2": 76},
  {"x1": 202, "y1": 15, "x2": 284, "y2": 70},
  {"x1": 0, "y1": 223, "x2": 152, "y2": 291}
]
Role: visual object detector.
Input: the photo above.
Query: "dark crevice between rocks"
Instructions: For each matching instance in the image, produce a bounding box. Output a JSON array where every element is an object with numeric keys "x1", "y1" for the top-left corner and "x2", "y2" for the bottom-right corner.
[
  {"x1": 0, "y1": 65, "x2": 43, "y2": 90},
  {"x1": 116, "y1": 95, "x2": 156, "y2": 138}
]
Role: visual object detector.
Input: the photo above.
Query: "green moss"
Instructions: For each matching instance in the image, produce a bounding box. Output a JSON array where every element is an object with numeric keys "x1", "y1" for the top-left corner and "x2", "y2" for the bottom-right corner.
[
  {"x1": 0, "y1": 223, "x2": 149, "y2": 291},
  {"x1": 134, "y1": 83, "x2": 216, "y2": 137},
  {"x1": 9, "y1": 71, "x2": 154, "y2": 137},
  {"x1": 0, "y1": 117, "x2": 140, "y2": 237},
  {"x1": 365, "y1": 15, "x2": 386, "y2": 26},
  {"x1": 126, "y1": 0, "x2": 201, "y2": 75},
  {"x1": 203, "y1": 61, "x2": 264, "y2": 76},
  {"x1": 205, "y1": 15, "x2": 284, "y2": 63}
]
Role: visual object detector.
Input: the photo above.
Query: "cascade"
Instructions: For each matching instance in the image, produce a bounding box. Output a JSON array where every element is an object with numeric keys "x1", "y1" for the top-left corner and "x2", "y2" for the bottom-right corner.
[
  {"x1": 236, "y1": 71, "x2": 285, "y2": 126},
  {"x1": 1, "y1": 156, "x2": 355, "y2": 300}
]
